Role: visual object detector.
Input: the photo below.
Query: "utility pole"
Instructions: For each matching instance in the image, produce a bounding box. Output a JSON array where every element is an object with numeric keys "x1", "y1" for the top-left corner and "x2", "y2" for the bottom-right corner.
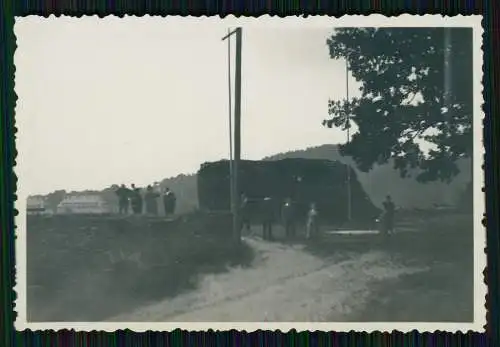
[
  {"x1": 233, "y1": 28, "x2": 242, "y2": 243},
  {"x1": 226, "y1": 28, "x2": 234, "y2": 222},
  {"x1": 222, "y1": 27, "x2": 243, "y2": 244}
]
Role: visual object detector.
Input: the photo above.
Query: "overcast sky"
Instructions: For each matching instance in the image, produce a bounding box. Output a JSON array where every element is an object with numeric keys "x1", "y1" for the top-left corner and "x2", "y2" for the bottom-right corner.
[{"x1": 15, "y1": 17, "x2": 359, "y2": 195}]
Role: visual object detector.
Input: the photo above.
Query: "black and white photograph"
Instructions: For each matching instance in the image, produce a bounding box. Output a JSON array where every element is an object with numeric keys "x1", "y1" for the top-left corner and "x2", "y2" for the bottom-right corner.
[{"x1": 14, "y1": 15, "x2": 485, "y2": 331}]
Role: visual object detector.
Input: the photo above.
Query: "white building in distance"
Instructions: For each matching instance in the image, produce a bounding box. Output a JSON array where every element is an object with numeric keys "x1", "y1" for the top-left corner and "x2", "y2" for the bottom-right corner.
[
  {"x1": 56, "y1": 195, "x2": 112, "y2": 215},
  {"x1": 27, "y1": 196, "x2": 50, "y2": 215}
]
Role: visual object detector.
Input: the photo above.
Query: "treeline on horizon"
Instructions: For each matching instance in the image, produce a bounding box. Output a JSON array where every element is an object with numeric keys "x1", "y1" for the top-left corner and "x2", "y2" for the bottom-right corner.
[{"x1": 29, "y1": 144, "x2": 472, "y2": 215}]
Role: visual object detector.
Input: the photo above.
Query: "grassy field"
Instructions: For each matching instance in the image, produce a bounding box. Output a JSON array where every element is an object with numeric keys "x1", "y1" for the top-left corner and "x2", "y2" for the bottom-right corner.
[
  {"x1": 364, "y1": 213, "x2": 474, "y2": 322},
  {"x1": 244, "y1": 210, "x2": 475, "y2": 322},
  {"x1": 27, "y1": 212, "x2": 254, "y2": 321},
  {"x1": 329, "y1": 212, "x2": 475, "y2": 322},
  {"x1": 26, "y1": 210, "x2": 474, "y2": 322}
]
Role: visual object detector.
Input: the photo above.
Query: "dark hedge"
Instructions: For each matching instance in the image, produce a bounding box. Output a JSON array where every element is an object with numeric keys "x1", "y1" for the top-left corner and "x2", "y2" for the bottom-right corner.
[{"x1": 197, "y1": 159, "x2": 380, "y2": 225}]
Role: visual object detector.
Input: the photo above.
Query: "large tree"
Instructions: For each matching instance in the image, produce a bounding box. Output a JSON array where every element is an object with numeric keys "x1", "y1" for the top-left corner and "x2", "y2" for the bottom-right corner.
[{"x1": 323, "y1": 27, "x2": 473, "y2": 182}]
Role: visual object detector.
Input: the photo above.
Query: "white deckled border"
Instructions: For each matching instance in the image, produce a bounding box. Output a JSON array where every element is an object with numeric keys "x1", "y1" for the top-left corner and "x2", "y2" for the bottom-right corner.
[{"x1": 13, "y1": 14, "x2": 486, "y2": 332}]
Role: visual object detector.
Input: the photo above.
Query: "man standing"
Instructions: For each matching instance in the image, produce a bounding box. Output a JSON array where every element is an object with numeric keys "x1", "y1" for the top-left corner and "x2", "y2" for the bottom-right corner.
[
  {"x1": 145, "y1": 185, "x2": 160, "y2": 216},
  {"x1": 130, "y1": 184, "x2": 143, "y2": 215},
  {"x1": 240, "y1": 193, "x2": 251, "y2": 233},
  {"x1": 163, "y1": 187, "x2": 177, "y2": 216},
  {"x1": 170, "y1": 189, "x2": 177, "y2": 215},
  {"x1": 162, "y1": 188, "x2": 171, "y2": 216},
  {"x1": 382, "y1": 195, "x2": 396, "y2": 234},
  {"x1": 262, "y1": 197, "x2": 275, "y2": 241},
  {"x1": 306, "y1": 202, "x2": 319, "y2": 240},
  {"x1": 115, "y1": 184, "x2": 130, "y2": 215},
  {"x1": 281, "y1": 197, "x2": 296, "y2": 238}
]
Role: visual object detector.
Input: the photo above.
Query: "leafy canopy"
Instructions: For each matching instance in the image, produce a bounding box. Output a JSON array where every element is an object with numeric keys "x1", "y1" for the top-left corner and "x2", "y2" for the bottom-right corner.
[{"x1": 323, "y1": 28, "x2": 473, "y2": 182}]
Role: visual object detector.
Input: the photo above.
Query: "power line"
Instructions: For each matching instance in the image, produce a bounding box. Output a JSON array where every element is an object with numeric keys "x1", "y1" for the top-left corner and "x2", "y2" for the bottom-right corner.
[
  {"x1": 346, "y1": 58, "x2": 352, "y2": 222},
  {"x1": 227, "y1": 29, "x2": 234, "y2": 216}
]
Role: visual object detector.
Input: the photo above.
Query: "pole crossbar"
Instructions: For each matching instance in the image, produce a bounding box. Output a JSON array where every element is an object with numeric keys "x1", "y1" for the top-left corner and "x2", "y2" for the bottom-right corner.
[{"x1": 221, "y1": 28, "x2": 241, "y2": 41}]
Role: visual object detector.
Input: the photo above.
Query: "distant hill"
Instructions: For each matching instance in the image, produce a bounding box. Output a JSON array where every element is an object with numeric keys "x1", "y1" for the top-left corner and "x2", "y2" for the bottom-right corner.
[
  {"x1": 263, "y1": 144, "x2": 471, "y2": 208},
  {"x1": 31, "y1": 144, "x2": 472, "y2": 213}
]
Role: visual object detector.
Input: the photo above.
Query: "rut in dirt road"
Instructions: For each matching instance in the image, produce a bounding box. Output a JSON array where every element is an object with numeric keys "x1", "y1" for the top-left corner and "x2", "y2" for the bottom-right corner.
[{"x1": 109, "y1": 237, "x2": 426, "y2": 322}]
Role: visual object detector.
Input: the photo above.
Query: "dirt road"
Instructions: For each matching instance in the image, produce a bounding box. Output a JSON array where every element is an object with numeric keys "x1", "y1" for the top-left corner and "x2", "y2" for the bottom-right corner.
[{"x1": 109, "y1": 236, "x2": 426, "y2": 322}]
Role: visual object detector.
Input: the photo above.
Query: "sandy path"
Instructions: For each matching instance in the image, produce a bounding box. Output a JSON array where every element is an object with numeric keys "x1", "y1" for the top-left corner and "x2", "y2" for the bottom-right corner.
[{"x1": 109, "y1": 237, "x2": 425, "y2": 322}]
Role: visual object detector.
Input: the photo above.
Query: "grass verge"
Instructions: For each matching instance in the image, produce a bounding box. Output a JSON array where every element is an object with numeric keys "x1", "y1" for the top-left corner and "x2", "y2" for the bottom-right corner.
[{"x1": 27, "y1": 212, "x2": 254, "y2": 321}]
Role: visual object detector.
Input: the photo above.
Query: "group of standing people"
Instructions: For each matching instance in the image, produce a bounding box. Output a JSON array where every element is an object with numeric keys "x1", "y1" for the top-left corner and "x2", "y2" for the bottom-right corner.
[
  {"x1": 239, "y1": 193, "x2": 396, "y2": 241},
  {"x1": 239, "y1": 194, "x2": 320, "y2": 241},
  {"x1": 280, "y1": 198, "x2": 319, "y2": 240},
  {"x1": 115, "y1": 184, "x2": 177, "y2": 216}
]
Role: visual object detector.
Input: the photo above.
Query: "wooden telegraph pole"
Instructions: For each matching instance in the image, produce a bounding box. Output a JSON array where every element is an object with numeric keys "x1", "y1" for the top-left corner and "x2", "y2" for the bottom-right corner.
[
  {"x1": 222, "y1": 27, "x2": 243, "y2": 244},
  {"x1": 233, "y1": 28, "x2": 242, "y2": 243},
  {"x1": 225, "y1": 28, "x2": 235, "y2": 236}
]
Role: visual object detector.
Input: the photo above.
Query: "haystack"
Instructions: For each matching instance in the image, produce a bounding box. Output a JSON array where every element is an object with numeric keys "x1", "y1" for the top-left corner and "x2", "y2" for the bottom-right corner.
[{"x1": 197, "y1": 158, "x2": 379, "y2": 225}]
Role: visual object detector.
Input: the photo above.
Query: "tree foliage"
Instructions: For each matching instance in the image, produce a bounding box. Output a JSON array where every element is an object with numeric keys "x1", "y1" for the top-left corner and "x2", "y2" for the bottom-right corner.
[
  {"x1": 45, "y1": 189, "x2": 66, "y2": 212},
  {"x1": 323, "y1": 28, "x2": 473, "y2": 182}
]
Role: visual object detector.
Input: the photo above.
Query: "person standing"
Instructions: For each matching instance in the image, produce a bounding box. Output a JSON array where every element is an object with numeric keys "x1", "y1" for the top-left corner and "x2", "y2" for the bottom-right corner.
[
  {"x1": 306, "y1": 202, "x2": 319, "y2": 240},
  {"x1": 281, "y1": 197, "x2": 296, "y2": 238},
  {"x1": 163, "y1": 187, "x2": 177, "y2": 216},
  {"x1": 169, "y1": 189, "x2": 177, "y2": 215},
  {"x1": 240, "y1": 193, "x2": 251, "y2": 233},
  {"x1": 162, "y1": 188, "x2": 170, "y2": 216},
  {"x1": 261, "y1": 197, "x2": 275, "y2": 241},
  {"x1": 382, "y1": 195, "x2": 396, "y2": 234},
  {"x1": 145, "y1": 185, "x2": 160, "y2": 216},
  {"x1": 115, "y1": 184, "x2": 130, "y2": 215},
  {"x1": 130, "y1": 184, "x2": 143, "y2": 215}
]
